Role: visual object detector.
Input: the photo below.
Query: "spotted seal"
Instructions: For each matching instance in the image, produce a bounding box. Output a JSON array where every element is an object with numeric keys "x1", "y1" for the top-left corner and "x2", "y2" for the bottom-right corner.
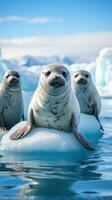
[
  {"x1": 0, "y1": 70, "x2": 24, "y2": 130},
  {"x1": 10, "y1": 64, "x2": 94, "y2": 151},
  {"x1": 73, "y1": 69, "x2": 103, "y2": 129}
]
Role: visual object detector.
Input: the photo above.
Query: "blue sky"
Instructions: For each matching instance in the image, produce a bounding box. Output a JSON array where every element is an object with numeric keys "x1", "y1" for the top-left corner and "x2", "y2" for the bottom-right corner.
[
  {"x1": 0, "y1": 0, "x2": 112, "y2": 38},
  {"x1": 0, "y1": 0, "x2": 112, "y2": 60}
]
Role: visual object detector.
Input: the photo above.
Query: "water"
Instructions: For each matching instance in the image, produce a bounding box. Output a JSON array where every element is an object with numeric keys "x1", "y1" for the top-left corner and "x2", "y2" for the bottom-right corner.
[{"x1": 0, "y1": 98, "x2": 112, "y2": 200}]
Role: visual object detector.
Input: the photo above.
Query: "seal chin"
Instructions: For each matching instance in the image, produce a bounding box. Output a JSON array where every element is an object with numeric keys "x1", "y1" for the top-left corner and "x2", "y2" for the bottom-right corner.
[{"x1": 41, "y1": 81, "x2": 67, "y2": 97}]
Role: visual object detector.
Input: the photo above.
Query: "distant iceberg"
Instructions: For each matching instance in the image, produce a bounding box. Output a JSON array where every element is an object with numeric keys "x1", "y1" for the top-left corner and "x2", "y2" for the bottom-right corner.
[
  {"x1": 0, "y1": 47, "x2": 112, "y2": 97},
  {"x1": 71, "y1": 48, "x2": 112, "y2": 97}
]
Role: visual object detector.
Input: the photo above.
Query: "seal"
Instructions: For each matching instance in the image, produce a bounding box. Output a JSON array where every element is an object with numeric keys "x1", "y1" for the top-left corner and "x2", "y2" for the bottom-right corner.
[
  {"x1": 10, "y1": 64, "x2": 94, "y2": 151},
  {"x1": 0, "y1": 70, "x2": 24, "y2": 130},
  {"x1": 73, "y1": 69, "x2": 103, "y2": 129}
]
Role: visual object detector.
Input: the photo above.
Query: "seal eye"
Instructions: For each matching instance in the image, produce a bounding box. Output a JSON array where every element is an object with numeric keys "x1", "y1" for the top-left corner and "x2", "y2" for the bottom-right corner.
[
  {"x1": 45, "y1": 71, "x2": 51, "y2": 76},
  {"x1": 6, "y1": 75, "x2": 10, "y2": 79},
  {"x1": 74, "y1": 74, "x2": 78, "y2": 78},
  {"x1": 62, "y1": 71, "x2": 67, "y2": 78},
  {"x1": 15, "y1": 74, "x2": 20, "y2": 78},
  {"x1": 85, "y1": 74, "x2": 89, "y2": 78}
]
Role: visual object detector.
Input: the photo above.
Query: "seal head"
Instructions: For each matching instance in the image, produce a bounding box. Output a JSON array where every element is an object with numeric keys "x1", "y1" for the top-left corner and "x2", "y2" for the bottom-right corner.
[
  {"x1": 74, "y1": 70, "x2": 91, "y2": 87},
  {"x1": 3, "y1": 71, "x2": 21, "y2": 91},
  {"x1": 40, "y1": 64, "x2": 71, "y2": 96}
]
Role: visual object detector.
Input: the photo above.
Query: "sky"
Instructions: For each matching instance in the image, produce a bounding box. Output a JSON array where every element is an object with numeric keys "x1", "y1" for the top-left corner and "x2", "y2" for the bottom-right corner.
[{"x1": 0, "y1": 0, "x2": 112, "y2": 60}]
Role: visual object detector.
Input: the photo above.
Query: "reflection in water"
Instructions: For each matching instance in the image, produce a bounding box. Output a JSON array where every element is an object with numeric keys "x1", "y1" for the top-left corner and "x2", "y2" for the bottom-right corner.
[
  {"x1": 0, "y1": 153, "x2": 102, "y2": 199},
  {"x1": 0, "y1": 99, "x2": 112, "y2": 199}
]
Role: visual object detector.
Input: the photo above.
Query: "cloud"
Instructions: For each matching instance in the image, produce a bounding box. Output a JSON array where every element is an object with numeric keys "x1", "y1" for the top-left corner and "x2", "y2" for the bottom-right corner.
[
  {"x1": 0, "y1": 32, "x2": 112, "y2": 61},
  {"x1": 0, "y1": 15, "x2": 63, "y2": 24}
]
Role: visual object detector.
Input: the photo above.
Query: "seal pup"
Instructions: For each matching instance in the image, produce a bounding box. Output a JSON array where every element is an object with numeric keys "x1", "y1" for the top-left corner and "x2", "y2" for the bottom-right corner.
[
  {"x1": 73, "y1": 69, "x2": 103, "y2": 130},
  {"x1": 0, "y1": 70, "x2": 24, "y2": 130},
  {"x1": 10, "y1": 64, "x2": 94, "y2": 151}
]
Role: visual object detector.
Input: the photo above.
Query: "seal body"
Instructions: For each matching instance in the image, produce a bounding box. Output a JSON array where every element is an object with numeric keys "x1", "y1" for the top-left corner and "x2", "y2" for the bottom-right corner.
[
  {"x1": 10, "y1": 65, "x2": 94, "y2": 151},
  {"x1": 73, "y1": 70, "x2": 101, "y2": 119},
  {"x1": 29, "y1": 84, "x2": 80, "y2": 132},
  {"x1": 0, "y1": 71, "x2": 24, "y2": 130}
]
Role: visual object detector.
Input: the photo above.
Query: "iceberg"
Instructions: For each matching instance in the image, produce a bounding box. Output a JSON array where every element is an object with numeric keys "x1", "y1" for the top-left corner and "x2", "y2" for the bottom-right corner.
[
  {"x1": 70, "y1": 48, "x2": 112, "y2": 97},
  {"x1": 96, "y1": 48, "x2": 112, "y2": 86},
  {"x1": 0, "y1": 47, "x2": 112, "y2": 96}
]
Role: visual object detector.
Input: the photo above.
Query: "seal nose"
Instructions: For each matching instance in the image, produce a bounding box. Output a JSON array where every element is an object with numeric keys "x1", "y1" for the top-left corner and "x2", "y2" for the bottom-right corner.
[
  {"x1": 10, "y1": 77, "x2": 19, "y2": 84},
  {"x1": 49, "y1": 74, "x2": 65, "y2": 87},
  {"x1": 77, "y1": 76, "x2": 87, "y2": 85},
  {"x1": 55, "y1": 75, "x2": 60, "y2": 80}
]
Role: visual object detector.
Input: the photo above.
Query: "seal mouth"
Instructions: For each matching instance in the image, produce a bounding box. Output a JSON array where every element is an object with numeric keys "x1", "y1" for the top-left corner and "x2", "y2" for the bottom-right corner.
[
  {"x1": 8, "y1": 78, "x2": 19, "y2": 87},
  {"x1": 77, "y1": 78, "x2": 88, "y2": 86},
  {"x1": 49, "y1": 77, "x2": 65, "y2": 88}
]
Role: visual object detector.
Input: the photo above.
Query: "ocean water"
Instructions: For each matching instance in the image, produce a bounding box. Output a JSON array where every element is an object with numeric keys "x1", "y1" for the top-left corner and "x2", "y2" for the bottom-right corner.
[{"x1": 0, "y1": 98, "x2": 112, "y2": 200}]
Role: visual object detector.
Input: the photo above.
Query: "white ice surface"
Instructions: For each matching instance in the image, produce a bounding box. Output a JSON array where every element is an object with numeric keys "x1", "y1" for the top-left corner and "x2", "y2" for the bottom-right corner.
[{"x1": 0, "y1": 114, "x2": 102, "y2": 161}]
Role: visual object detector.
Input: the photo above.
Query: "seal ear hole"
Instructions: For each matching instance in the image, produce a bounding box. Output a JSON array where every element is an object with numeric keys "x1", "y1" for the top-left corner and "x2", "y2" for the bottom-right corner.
[
  {"x1": 62, "y1": 71, "x2": 67, "y2": 78},
  {"x1": 85, "y1": 74, "x2": 89, "y2": 78},
  {"x1": 45, "y1": 71, "x2": 51, "y2": 77}
]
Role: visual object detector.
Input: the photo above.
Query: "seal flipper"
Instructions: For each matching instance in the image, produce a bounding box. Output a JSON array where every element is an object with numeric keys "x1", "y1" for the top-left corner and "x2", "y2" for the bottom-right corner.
[
  {"x1": 73, "y1": 130, "x2": 95, "y2": 151},
  {"x1": 72, "y1": 114, "x2": 95, "y2": 151},
  {"x1": 10, "y1": 108, "x2": 34, "y2": 140},
  {"x1": 99, "y1": 121, "x2": 104, "y2": 132},
  {"x1": 96, "y1": 117, "x2": 104, "y2": 132},
  {"x1": 93, "y1": 104, "x2": 104, "y2": 132},
  {"x1": 10, "y1": 123, "x2": 31, "y2": 140}
]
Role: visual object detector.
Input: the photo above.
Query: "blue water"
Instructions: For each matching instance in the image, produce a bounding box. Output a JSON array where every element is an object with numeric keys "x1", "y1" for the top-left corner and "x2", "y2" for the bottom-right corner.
[{"x1": 0, "y1": 98, "x2": 112, "y2": 200}]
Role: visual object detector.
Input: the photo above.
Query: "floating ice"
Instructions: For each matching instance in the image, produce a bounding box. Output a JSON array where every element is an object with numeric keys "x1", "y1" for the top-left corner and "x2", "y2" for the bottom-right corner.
[{"x1": 0, "y1": 114, "x2": 103, "y2": 160}]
